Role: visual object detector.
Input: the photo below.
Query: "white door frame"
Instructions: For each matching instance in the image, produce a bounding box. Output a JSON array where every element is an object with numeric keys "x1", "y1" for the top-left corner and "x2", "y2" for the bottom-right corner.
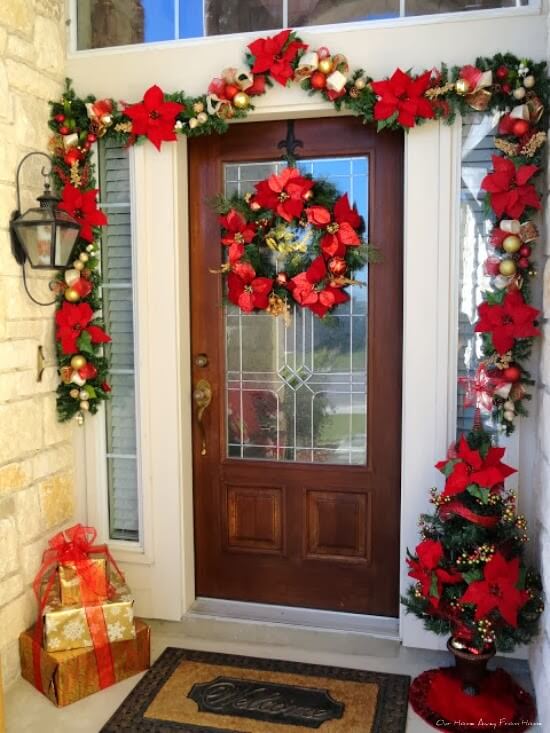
[{"x1": 82, "y1": 104, "x2": 468, "y2": 649}]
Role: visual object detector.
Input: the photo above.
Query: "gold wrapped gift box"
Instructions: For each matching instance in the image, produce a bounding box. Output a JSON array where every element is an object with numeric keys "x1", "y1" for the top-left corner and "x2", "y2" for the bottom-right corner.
[
  {"x1": 43, "y1": 582, "x2": 135, "y2": 652},
  {"x1": 20, "y1": 619, "x2": 150, "y2": 707},
  {"x1": 58, "y1": 558, "x2": 108, "y2": 606}
]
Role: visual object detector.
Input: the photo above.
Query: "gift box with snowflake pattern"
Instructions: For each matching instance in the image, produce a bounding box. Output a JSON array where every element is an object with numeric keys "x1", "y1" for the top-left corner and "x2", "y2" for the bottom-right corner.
[
  {"x1": 43, "y1": 581, "x2": 135, "y2": 652},
  {"x1": 20, "y1": 619, "x2": 150, "y2": 707}
]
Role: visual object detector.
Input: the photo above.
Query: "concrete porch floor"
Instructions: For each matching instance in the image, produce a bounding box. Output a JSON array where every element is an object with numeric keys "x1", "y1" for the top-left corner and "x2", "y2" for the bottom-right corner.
[{"x1": 5, "y1": 621, "x2": 536, "y2": 732}]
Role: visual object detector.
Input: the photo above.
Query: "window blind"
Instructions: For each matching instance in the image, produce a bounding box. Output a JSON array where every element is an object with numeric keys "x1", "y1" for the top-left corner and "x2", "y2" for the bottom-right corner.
[
  {"x1": 98, "y1": 139, "x2": 140, "y2": 542},
  {"x1": 457, "y1": 112, "x2": 499, "y2": 436}
]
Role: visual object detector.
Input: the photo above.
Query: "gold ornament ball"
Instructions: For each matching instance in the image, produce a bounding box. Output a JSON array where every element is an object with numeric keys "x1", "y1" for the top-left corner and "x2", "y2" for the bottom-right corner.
[
  {"x1": 79, "y1": 252, "x2": 89, "y2": 263},
  {"x1": 197, "y1": 112, "x2": 208, "y2": 124},
  {"x1": 318, "y1": 57, "x2": 333, "y2": 75},
  {"x1": 69, "y1": 388, "x2": 80, "y2": 399},
  {"x1": 455, "y1": 78, "x2": 470, "y2": 95},
  {"x1": 499, "y1": 259, "x2": 517, "y2": 277},
  {"x1": 232, "y1": 92, "x2": 250, "y2": 110},
  {"x1": 193, "y1": 101, "x2": 205, "y2": 114},
  {"x1": 188, "y1": 117, "x2": 199, "y2": 129},
  {"x1": 504, "y1": 399, "x2": 515, "y2": 410},
  {"x1": 79, "y1": 389, "x2": 89, "y2": 400},
  {"x1": 80, "y1": 400, "x2": 90, "y2": 411},
  {"x1": 354, "y1": 77, "x2": 366, "y2": 90},
  {"x1": 73, "y1": 260, "x2": 85, "y2": 271},
  {"x1": 70, "y1": 354, "x2": 87, "y2": 370},
  {"x1": 502, "y1": 235, "x2": 522, "y2": 253},
  {"x1": 523, "y1": 75, "x2": 535, "y2": 89},
  {"x1": 76, "y1": 413, "x2": 85, "y2": 426},
  {"x1": 64, "y1": 287, "x2": 80, "y2": 302},
  {"x1": 503, "y1": 409, "x2": 515, "y2": 421}
]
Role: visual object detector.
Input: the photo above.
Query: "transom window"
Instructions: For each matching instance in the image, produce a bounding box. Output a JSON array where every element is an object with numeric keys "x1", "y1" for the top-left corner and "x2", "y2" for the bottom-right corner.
[{"x1": 76, "y1": 0, "x2": 530, "y2": 51}]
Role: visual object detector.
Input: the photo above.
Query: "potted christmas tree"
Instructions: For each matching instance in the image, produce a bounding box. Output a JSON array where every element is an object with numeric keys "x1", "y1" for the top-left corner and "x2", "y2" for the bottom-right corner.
[{"x1": 403, "y1": 426, "x2": 543, "y2": 729}]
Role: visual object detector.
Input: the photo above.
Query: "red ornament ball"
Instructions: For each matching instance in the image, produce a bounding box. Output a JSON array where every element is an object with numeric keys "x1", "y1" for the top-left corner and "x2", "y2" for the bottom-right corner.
[
  {"x1": 519, "y1": 245, "x2": 531, "y2": 258},
  {"x1": 310, "y1": 71, "x2": 327, "y2": 90},
  {"x1": 86, "y1": 133, "x2": 97, "y2": 143},
  {"x1": 512, "y1": 119, "x2": 530, "y2": 137},
  {"x1": 54, "y1": 113, "x2": 65, "y2": 122},
  {"x1": 518, "y1": 257, "x2": 530, "y2": 270},
  {"x1": 328, "y1": 257, "x2": 348, "y2": 277},
  {"x1": 224, "y1": 84, "x2": 239, "y2": 100},
  {"x1": 317, "y1": 46, "x2": 331, "y2": 59},
  {"x1": 502, "y1": 365, "x2": 521, "y2": 382},
  {"x1": 59, "y1": 125, "x2": 69, "y2": 135},
  {"x1": 501, "y1": 364, "x2": 521, "y2": 382},
  {"x1": 502, "y1": 83, "x2": 512, "y2": 94},
  {"x1": 496, "y1": 65, "x2": 509, "y2": 80}
]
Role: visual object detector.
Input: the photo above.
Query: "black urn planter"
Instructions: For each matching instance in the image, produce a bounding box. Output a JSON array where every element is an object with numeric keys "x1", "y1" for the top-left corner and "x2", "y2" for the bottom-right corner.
[{"x1": 447, "y1": 637, "x2": 496, "y2": 696}]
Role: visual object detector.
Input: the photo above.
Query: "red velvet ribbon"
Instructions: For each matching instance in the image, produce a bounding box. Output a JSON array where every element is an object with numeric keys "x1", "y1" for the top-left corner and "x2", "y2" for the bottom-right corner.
[
  {"x1": 32, "y1": 524, "x2": 125, "y2": 693},
  {"x1": 440, "y1": 501, "x2": 499, "y2": 528}
]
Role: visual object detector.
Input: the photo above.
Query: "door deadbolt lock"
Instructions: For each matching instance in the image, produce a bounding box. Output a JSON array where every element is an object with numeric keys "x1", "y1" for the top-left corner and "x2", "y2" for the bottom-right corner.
[{"x1": 194, "y1": 353, "x2": 209, "y2": 368}]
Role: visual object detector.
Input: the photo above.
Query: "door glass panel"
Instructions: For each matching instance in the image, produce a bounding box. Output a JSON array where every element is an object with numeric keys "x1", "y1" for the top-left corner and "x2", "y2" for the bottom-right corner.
[{"x1": 225, "y1": 157, "x2": 369, "y2": 465}]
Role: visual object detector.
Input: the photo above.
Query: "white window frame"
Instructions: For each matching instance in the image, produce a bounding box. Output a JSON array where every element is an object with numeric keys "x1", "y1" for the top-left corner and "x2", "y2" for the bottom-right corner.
[{"x1": 67, "y1": 0, "x2": 541, "y2": 57}]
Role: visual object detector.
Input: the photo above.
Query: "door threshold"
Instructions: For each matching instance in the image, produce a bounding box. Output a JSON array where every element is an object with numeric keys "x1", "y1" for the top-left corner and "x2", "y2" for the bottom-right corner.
[{"x1": 190, "y1": 597, "x2": 400, "y2": 640}]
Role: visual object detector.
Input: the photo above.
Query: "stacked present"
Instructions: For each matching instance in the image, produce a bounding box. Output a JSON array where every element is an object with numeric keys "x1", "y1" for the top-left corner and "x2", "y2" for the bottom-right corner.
[{"x1": 19, "y1": 524, "x2": 150, "y2": 706}]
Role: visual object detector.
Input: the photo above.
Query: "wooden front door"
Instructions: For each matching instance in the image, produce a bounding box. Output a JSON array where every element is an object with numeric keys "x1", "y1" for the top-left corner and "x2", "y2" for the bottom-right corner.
[{"x1": 189, "y1": 117, "x2": 403, "y2": 616}]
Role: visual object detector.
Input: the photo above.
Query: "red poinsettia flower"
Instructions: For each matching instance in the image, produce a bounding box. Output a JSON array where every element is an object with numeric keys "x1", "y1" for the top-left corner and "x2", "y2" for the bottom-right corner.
[
  {"x1": 55, "y1": 302, "x2": 111, "y2": 355},
  {"x1": 289, "y1": 256, "x2": 348, "y2": 317},
  {"x1": 248, "y1": 30, "x2": 307, "y2": 87},
  {"x1": 460, "y1": 553, "x2": 529, "y2": 626},
  {"x1": 227, "y1": 262, "x2": 272, "y2": 313},
  {"x1": 371, "y1": 69, "x2": 434, "y2": 128},
  {"x1": 481, "y1": 156, "x2": 540, "y2": 219},
  {"x1": 253, "y1": 167, "x2": 313, "y2": 222},
  {"x1": 475, "y1": 289, "x2": 540, "y2": 355},
  {"x1": 58, "y1": 184, "x2": 108, "y2": 243},
  {"x1": 220, "y1": 210, "x2": 257, "y2": 263},
  {"x1": 436, "y1": 435, "x2": 516, "y2": 499},
  {"x1": 123, "y1": 85, "x2": 184, "y2": 151},
  {"x1": 407, "y1": 539, "x2": 462, "y2": 608},
  {"x1": 306, "y1": 194, "x2": 362, "y2": 258}
]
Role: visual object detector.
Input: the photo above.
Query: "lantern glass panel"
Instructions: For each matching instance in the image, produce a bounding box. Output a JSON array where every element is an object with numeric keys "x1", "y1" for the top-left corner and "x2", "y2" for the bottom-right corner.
[
  {"x1": 54, "y1": 210, "x2": 80, "y2": 267},
  {"x1": 13, "y1": 208, "x2": 55, "y2": 268}
]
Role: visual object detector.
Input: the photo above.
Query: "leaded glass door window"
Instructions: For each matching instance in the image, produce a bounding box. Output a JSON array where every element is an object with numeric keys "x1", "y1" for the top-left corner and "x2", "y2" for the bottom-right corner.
[{"x1": 225, "y1": 158, "x2": 368, "y2": 465}]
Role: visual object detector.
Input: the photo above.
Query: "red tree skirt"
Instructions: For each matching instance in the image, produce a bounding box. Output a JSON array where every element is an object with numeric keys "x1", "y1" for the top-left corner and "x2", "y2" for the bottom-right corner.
[{"x1": 409, "y1": 667, "x2": 537, "y2": 733}]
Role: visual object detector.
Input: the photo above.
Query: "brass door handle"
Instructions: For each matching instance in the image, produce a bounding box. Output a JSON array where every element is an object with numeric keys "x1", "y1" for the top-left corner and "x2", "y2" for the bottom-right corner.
[{"x1": 193, "y1": 379, "x2": 212, "y2": 456}]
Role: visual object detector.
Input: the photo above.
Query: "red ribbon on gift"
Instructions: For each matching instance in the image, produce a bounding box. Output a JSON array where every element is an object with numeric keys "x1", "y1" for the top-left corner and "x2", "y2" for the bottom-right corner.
[{"x1": 32, "y1": 524, "x2": 125, "y2": 693}]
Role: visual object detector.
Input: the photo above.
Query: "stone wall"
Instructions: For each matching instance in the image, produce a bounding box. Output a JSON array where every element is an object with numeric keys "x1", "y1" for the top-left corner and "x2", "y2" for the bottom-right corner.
[{"x1": 0, "y1": 0, "x2": 74, "y2": 686}]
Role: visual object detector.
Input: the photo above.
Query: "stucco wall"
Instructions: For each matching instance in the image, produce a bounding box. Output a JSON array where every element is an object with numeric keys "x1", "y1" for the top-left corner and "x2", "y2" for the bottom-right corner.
[{"x1": 0, "y1": 0, "x2": 75, "y2": 686}]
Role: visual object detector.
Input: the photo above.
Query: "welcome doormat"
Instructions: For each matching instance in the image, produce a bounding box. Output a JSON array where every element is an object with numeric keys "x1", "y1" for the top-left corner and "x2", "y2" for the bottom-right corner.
[{"x1": 101, "y1": 648, "x2": 410, "y2": 732}]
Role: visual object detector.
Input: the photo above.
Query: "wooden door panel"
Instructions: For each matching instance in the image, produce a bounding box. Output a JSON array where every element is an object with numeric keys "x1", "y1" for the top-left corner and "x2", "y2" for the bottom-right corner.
[{"x1": 189, "y1": 117, "x2": 403, "y2": 616}]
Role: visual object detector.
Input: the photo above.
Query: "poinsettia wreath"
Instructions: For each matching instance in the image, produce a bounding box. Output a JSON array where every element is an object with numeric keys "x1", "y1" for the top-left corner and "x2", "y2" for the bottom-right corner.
[{"x1": 215, "y1": 166, "x2": 375, "y2": 318}]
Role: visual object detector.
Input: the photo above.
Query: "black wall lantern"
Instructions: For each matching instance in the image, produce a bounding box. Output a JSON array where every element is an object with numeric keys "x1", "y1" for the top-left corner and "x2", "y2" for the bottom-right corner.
[{"x1": 10, "y1": 152, "x2": 81, "y2": 304}]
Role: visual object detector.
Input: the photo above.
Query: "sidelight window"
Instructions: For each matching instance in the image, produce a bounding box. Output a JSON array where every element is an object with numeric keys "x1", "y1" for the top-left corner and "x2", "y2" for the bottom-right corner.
[{"x1": 97, "y1": 139, "x2": 141, "y2": 542}]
